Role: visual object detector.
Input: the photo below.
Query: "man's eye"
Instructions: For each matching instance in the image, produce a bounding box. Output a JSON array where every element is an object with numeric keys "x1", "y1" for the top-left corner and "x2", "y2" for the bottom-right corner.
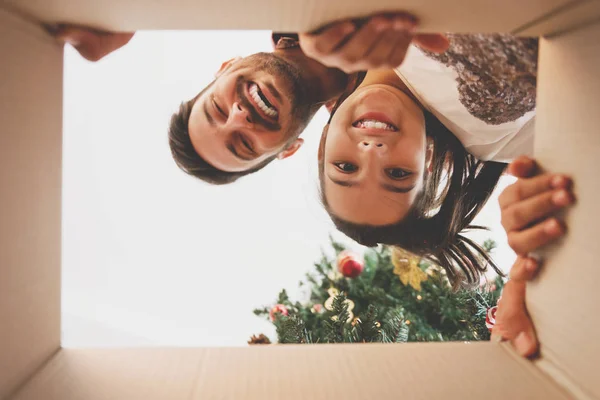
[
  {"x1": 212, "y1": 98, "x2": 226, "y2": 117},
  {"x1": 334, "y1": 162, "x2": 358, "y2": 173},
  {"x1": 385, "y1": 168, "x2": 411, "y2": 180},
  {"x1": 240, "y1": 135, "x2": 255, "y2": 154}
]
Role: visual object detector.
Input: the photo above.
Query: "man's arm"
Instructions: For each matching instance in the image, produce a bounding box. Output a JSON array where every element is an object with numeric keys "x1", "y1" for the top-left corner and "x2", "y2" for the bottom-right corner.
[{"x1": 298, "y1": 13, "x2": 449, "y2": 74}]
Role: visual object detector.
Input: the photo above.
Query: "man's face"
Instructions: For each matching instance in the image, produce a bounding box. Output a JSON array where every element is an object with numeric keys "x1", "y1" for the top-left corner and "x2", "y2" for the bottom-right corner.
[{"x1": 187, "y1": 53, "x2": 310, "y2": 172}]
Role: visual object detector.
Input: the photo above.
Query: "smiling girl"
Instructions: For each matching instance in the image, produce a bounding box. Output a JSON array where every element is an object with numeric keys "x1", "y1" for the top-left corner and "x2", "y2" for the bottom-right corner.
[{"x1": 318, "y1": 34, "x2": 538, "y2": 288}]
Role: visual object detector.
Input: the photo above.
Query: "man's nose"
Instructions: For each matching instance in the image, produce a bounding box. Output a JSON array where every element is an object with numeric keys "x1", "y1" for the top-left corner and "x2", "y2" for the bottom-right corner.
[
  {"x1": 228, "y1": 102, "x2": 253, "y2": 128},
  {"x1": 359, "y1": 140, "x2": 388, "y2": 154}
]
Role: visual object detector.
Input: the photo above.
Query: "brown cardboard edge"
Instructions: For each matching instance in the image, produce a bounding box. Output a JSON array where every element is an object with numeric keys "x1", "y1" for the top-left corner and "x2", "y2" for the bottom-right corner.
[
  {"x1": 0, "y1": 0, "x2": 577, "y2": 35},
  {"x1": 514, "y1": 0, "x2": 600, "y2": 37},
  {"x1": 4, "y1": 349, "x2": 62, "y2": 400},
  {"x1": 0, "y1": 2, "x2": 53, "y2": 42},
  {"x1": 534, "y1": 357, "x2": 597, "y2": 400},
  {"x1": 12, "y1": 343, "x2": 572, "y2": 400},
  {"x1": 512, "y1": 0, "x2": 584, "y2": 34},
  {"x1": 0, "y1": 5, "x2": 63, "y2": 399},
  {"x1": 528, "y1": 20, "x2": 600, "y2": 400},
  {"x1": 498, "y1": 342, "x2": 575, "y2": 399}
]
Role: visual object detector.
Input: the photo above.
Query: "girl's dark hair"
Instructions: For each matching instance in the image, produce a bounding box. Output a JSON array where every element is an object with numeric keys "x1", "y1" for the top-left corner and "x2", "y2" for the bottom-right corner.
[{"x1": 320, "y1": 84, "x2": 507, "y2": 289}]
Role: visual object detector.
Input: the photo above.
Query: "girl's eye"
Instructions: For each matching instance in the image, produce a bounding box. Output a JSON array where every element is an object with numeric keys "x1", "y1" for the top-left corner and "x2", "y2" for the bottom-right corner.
[
  {"x1": 334, "y1": 162, "x2": 358, "y2": 173},
  {"x1": 386, "y1": 168, "x2": 411, "y2": 180}
]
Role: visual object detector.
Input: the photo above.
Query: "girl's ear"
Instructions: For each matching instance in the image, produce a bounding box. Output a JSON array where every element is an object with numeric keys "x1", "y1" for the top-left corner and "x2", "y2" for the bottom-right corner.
[
  {"x1": 426, "y1": 138, "x2": 434, "y2": 173},
  {"x1": 318, "y1": 125, "x2": 329, "y2": 162}
]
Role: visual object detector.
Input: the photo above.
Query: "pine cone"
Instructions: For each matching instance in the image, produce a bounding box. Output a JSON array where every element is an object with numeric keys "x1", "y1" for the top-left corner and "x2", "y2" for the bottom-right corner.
[{"x1": 248, "y1": 334, "x2": 271, "y2": 345}]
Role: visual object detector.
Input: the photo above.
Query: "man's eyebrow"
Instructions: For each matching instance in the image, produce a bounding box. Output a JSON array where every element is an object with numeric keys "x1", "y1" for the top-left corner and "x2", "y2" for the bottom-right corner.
[
  {"x1": 381, "y1": 183, "x2": 416, "y2": 193},
  {"x1": 203, "y1": 100, "x2": 215, "y2": 127},
  {"x1": 226, "y1": 143, "x2": 254, "y2": 162}
]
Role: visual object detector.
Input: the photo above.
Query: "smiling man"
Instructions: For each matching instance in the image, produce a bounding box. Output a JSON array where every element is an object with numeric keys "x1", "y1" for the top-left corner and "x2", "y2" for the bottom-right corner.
[
  {"x1": 167, "y1": 34, "x2": 350, "y2": 184},
  {"x1": 168, "y1": 37, "x2": 347, "y2": 184}
]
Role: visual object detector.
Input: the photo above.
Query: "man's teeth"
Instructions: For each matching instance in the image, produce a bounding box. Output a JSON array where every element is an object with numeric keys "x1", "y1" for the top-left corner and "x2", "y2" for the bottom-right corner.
[
  {"x1": 249, "y1": 83, "x2": 278, "y2": 118},
  {"x1": 355, "y1": 119, "x2": 396, "y2": 131}
]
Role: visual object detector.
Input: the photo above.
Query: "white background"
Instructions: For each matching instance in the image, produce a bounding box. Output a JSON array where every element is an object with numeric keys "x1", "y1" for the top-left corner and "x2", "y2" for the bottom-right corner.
[{"x1": 61, "y1": 31, "x2": 516, "y2": 347}]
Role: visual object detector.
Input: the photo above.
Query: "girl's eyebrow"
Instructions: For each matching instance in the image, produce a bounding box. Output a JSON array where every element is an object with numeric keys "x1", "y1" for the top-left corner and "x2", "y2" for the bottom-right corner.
[
  {"x1": 328, "y1": 176, "x2": 358, "y2": 188},
  {"x1": 328, "y1": 175, "x2": 415, "y2": 193},
  {"x1": 381, "y1": 183, "x2": 416, "y2": 193}
]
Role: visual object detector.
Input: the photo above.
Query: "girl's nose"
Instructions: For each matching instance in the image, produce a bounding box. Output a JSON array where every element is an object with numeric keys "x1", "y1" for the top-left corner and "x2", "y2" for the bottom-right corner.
[{"x1": 359, "y1": 140, "x2": 387, "y2": 152}]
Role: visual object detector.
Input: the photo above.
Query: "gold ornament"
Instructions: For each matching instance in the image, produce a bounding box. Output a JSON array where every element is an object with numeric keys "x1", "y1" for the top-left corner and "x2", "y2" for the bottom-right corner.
[
  {"x1": 417, "y1": 295, "x2": 422, "y2": 301},
  {"x1": 391, "y1": 247, "x2": 428, "y2": 291}
]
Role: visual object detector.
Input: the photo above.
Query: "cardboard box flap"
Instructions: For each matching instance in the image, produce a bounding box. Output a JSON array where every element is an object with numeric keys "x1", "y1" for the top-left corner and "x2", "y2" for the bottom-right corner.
[
  {"x1": 0, "y1": 7, "x2": 63, "y2": 400},
  {"x1": 530, "y1": 21, "x2": 600, "y2": 400},
  {"x1": 0, "y1": 0, "x2": 581, "y2": 35},
  {"x1": 12, "y1": 343, "x2": 570, "y2": 400},
  {"x1": 516, "y1": 0, "x2": 600, "y2": 37}
]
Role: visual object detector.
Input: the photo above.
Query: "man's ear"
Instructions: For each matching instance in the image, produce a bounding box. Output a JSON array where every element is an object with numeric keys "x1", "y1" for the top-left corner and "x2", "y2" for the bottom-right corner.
[
  {"x1": 277, "y1": 138, "x2": 304, "y2": 160},
  {"x1": 216, "y1": 57, "x2": 241, "y2": 77},
  {"x1": 426, "y1": 138, "x2": 434, "y2": 173},
  {"x1": 318, "y1": 125, "x2": 329, "y2": 162}
]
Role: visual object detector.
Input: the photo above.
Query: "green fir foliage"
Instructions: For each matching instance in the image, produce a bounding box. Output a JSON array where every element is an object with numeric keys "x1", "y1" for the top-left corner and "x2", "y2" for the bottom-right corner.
[{"x1": 253, "y1": 238, "x2": 504, "y2": 344}]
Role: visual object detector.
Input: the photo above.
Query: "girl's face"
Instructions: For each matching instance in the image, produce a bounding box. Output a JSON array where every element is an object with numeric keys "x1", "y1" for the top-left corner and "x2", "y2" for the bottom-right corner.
[{"x1": 320, "y1": 84, "x2": 430, "y2": 226}]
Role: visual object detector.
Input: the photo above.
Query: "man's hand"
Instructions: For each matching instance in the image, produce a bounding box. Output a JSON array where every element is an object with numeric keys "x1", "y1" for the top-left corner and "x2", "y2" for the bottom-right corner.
[
  {"x1": 299, "y1": 13, "x2": 449, "y2": 74},
  {"x1": 50, "y1": 24, "x2": 134, "y2": 62},
  {"x1": 499, "y1": 156, "x2": 575, "y2": 255}
]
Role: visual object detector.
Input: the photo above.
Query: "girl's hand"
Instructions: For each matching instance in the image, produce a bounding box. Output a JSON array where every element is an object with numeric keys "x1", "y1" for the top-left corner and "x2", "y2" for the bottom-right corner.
[
  {"x1": 50, "y1": 24, "x2": 134, "y2": 62},
  {"x1": 499, "y1": 156, "x2": 575, "y2": 255},
  {"x1": 299, "y1": 13, "x2": 449, "y2": 74},
  {"x1": 492, "y1": 275, "x2": 538, "y2": 357},
  {"x1": 492, "y1": 256, "x2": 543, "y2": 358}
]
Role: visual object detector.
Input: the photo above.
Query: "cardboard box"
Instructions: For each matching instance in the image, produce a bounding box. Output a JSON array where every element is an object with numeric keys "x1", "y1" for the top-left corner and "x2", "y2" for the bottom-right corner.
[{"x1": 0, "y1": 1, "x2": 599, "y2": 399}]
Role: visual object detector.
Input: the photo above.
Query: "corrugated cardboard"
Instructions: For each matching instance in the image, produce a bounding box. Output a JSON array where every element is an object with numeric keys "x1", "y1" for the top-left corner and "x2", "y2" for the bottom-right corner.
[
  {"x1": 11, "y1": 344, "x2": 570, "y2": 400},
  {"x1": 0, "y1": 1, "x2": 598, "y2": 399},
  {"x1": 531, "y1": 21, "x2": 600, "y2": 400},
  {"x1": 0, "y1": 7, "x2": 63, "y2": 400},
  {"x1": 0, "y1": 0, "x2": 584, "y2": 34},
  {"x1": 516, "y1": 0, "x2": 600, "y2": 37}
]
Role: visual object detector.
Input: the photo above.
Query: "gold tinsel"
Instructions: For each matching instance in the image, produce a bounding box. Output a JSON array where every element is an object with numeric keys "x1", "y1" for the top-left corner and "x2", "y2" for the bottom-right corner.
[
  {"x1": 391, "y1": 247, "x2": 428, "y2": 291},
  {"x1": 324, "y1": 288, "x2": 355, "y2": 323}
]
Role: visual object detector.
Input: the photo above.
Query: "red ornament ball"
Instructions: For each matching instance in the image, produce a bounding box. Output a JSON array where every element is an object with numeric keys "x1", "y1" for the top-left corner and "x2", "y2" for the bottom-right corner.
[
  {"x1": 485, "y1": 306, "x2": 498, "y2": 332},
  {"x1": 269, "y1": 304, "x2": 289, "y2": 322},
  {"x1": 337, "y1": 250, "x2": 364, "y2": 278}
]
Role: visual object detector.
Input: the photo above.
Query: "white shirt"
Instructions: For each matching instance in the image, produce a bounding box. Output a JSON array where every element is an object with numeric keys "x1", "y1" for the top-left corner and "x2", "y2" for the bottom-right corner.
[{"x1": 395, "y1": 45, "x2": 535, "y2": 163}]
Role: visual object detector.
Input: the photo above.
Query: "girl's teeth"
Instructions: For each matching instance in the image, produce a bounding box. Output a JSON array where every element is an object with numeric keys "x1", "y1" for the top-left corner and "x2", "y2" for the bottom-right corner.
[
  {"x1": 249, "y1": 84, "x2": 278, "y2": 118},
  {"x1": 357, "y1": 119, "x2": 395, "y2": 130}
]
